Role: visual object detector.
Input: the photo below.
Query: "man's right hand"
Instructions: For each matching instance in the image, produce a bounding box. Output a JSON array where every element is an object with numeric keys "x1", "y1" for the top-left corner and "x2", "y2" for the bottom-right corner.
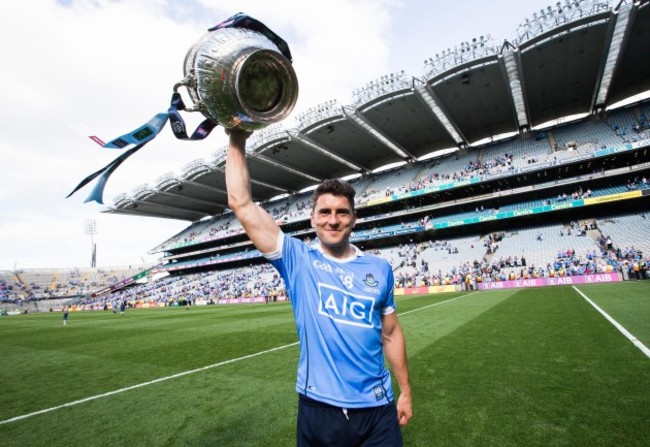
[{"x1": 225, "y1": 127, "x2": 253, "y2": 144}]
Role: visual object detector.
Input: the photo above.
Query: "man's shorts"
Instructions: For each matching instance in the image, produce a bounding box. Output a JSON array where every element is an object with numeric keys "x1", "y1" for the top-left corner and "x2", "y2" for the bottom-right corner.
[{"x1": 297, "y1": 394, "x2": 403, "y2": 447}]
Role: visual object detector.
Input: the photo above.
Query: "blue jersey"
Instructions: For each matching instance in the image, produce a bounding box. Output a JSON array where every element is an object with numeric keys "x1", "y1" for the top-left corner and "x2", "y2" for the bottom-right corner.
[{"x1": 266, "y1": 233, "x2": 396, "y2": 408}]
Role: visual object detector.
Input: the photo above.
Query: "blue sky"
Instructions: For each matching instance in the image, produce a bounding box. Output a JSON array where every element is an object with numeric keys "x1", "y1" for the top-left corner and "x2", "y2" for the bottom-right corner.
[{"x1": 0, "y1": 0, "x2": 568, "y2": 269}]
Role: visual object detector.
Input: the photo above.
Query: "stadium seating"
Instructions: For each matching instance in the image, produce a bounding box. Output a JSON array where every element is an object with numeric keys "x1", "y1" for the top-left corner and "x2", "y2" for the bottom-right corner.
[{"x1": 597, "y1": 214, "x2": 650, "y2": 258}]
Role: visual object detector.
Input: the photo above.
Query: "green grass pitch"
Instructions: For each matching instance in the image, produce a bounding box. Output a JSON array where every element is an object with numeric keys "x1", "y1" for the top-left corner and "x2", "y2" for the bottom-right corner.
[{"x1": 1, "y1": 282, "x2": 649, "y2": 446}]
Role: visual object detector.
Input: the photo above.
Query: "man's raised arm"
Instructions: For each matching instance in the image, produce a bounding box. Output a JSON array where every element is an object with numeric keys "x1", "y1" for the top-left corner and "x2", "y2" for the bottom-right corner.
[{"x1": 225, "y1": 129, "x2": 281, "y2": 254}]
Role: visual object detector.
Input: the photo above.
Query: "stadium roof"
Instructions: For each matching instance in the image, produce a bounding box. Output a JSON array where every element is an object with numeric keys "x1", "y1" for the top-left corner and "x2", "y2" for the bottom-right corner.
[{"x1": 105, "y1": 0, "x2": 650, "y2": 222}]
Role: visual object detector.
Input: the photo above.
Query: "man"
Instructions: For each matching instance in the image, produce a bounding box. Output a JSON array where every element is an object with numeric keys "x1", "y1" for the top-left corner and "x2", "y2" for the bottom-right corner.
[{"x1": 225, "y1": 129, "x2": 412, "y2": 446}]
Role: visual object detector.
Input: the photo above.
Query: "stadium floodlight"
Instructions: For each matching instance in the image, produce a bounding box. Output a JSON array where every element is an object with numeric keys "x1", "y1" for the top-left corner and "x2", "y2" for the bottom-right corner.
[{"x1": 85, "y1": 219, "x2": 97, "y2": 268}]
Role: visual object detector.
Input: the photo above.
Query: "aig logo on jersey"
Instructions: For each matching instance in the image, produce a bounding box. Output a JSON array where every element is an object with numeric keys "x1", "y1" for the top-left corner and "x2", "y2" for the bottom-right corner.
[{"x1": 317, "y1": 283, "x2": 376, "y2": 328}]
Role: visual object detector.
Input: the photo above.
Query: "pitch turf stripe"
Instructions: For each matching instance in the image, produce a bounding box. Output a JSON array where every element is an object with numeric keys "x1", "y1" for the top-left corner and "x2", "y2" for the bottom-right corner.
[
  {"x1": 0, "y1": 293, "x2": 474, "y2": 425},
  {"x1": 0, "y1": 342, "x2": 299, "y2": 425},
  {"x1": 398, "y1": 291, "x2": 478, "y2": 316},
  {"x1": 573, "y1": 286, "x2": 650, "y2": 359}
]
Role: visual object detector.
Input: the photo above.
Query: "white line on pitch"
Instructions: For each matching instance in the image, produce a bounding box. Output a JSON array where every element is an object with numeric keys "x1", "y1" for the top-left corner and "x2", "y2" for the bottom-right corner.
[
  {"x1": 0, "y1": 342, "x2": 299, "y2": 425},
  {"x1": 399, "y1": 291, "x2": 478, "y2": 316},
  {"x1": 60, "y1": 306, "x2": 230, "y2": 326},
  {"x1": 572, "y1": 286, "x2": 650, "y2": 359}
]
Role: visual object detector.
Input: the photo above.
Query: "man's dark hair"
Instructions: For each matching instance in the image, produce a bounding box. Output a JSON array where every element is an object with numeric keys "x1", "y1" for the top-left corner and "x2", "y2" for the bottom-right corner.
[{"x1": 312, "y1": 179, "x2": 356, "y2": 213}]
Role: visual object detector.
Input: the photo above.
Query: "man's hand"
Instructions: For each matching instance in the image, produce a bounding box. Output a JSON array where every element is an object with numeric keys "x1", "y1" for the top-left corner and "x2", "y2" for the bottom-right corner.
[
  {"x1": 396, "y1": 392, "x2": 412, "y2": 427},
  {"x1": 225, "y1": 127, "x2": 253, "y2": 144}
]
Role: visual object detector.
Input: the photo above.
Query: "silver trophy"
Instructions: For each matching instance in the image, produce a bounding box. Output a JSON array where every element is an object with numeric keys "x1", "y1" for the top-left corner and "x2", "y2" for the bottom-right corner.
[{"x1": 176, "y1": 26, "x2": 299, "y2": 131}]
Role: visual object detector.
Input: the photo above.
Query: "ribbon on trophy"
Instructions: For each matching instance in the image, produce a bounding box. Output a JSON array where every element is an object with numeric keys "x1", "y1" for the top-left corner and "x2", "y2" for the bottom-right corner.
[
  {"x1": 67, "y1": 12, "x2": 294, "y2": 204},
  {"x1": 208, "y1": 12, "x2": 292, "y2": 62}
]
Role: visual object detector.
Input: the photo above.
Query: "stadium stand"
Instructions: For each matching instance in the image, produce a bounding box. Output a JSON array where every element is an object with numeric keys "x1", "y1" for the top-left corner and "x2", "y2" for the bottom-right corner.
[{"x1": 596, "y1": 213, "x2": 650, "y2": 259}]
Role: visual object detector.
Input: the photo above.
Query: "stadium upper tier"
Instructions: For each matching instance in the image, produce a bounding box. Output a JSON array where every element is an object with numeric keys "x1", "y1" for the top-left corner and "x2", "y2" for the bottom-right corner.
[
  {"x1": 104, "y1": 0, "x2": 650, "y2": 221},
  {"x1": 148, "y1": 104, "x2": 650, "y2": 257}
]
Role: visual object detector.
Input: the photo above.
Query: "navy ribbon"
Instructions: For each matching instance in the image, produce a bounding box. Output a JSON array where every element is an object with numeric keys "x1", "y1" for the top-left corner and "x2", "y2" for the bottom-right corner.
[
  {"x1": 67, "y1": 13, "x2": 286, "y2": 204},
  {"x1": 168, "y1": 92, "x2": 218, "y2": 141},
  {"x1": 209, "y1": 12, "x2": 292, "y2": 62}
]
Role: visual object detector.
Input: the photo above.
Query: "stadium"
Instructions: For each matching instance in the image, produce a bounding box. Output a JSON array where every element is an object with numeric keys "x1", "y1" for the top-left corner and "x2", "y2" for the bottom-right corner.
[{"x1": 1, "y1": 1, "x2": 649, "y2": 446}]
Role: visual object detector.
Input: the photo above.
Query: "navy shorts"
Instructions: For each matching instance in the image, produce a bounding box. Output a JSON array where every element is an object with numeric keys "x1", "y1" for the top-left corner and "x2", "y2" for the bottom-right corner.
[{"x1": 297, "y1": 394, "x2": 403, "y2": 447}]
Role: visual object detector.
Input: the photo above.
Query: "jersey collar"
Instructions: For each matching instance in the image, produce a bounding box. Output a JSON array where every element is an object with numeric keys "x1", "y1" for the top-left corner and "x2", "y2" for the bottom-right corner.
[{"x1": 311, "y1": 242, "x2": 364, "y2": 262}]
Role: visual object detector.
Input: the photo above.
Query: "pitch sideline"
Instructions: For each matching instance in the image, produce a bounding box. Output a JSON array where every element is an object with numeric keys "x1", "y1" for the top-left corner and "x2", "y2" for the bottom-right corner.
[{"x1": 573, "y1": 285, "x2": 650, "y2": 359}]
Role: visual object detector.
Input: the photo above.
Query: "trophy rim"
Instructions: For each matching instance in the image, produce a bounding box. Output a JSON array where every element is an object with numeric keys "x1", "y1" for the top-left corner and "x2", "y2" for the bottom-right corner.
[{"x1": 234, "y1": 49, "x2": 299, "y2": 125}]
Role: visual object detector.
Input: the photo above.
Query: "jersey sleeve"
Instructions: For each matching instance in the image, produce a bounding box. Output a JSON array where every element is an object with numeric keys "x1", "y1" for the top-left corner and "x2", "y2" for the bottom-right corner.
[
  {"x1": 381, "y1": 260, "x2": 397, "y2": 315},
  {"x1": 261, "y1": 230, "x2": 284, "y2": 260},
  {"x1": 264, "y1": 233, "x2": 307, "y2": 304}
]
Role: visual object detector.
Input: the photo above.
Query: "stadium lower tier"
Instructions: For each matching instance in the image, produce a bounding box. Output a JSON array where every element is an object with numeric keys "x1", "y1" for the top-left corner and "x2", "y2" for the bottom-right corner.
[{"x1": 2, "y1": 210, "x2": 649, "y2": 311}]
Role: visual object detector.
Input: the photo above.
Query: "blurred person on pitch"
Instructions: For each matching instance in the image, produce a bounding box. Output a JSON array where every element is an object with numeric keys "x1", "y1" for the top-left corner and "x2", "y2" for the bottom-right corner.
[{"x1": 225, "y1": 129, "x2": 412, "y2": 446}]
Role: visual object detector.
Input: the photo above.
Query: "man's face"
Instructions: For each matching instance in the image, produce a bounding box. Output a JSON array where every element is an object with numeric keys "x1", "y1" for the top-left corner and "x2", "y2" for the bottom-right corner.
[{"x1": 310, "y1": 193, "x2": 356, "y2": 256}]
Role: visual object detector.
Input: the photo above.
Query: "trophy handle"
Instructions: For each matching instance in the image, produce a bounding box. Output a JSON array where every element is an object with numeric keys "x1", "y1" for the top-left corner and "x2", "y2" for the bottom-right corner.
[{"x1": 173, "y1": 72, "x2": 202, "y2": 113}]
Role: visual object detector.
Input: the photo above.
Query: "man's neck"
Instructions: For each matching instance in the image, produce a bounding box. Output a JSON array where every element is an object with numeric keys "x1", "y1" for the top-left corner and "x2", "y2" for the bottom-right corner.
[{"x1": 321, "y1": 243, "x2": 355, "y2": 260}]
